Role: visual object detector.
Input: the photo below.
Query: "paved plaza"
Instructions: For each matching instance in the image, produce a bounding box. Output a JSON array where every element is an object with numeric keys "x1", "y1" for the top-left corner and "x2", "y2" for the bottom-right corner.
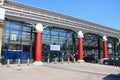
[{"x1": 0, "y1": 62, "x2": 120, "y2": 80}]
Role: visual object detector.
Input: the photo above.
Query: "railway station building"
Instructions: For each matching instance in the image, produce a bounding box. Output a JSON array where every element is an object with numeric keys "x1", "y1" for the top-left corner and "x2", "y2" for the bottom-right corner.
[{"x1": 0, "y1": 0, "x2": 120, "y2": 65}]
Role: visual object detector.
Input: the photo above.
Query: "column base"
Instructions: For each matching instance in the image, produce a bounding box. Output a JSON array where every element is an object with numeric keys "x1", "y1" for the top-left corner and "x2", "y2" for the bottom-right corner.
[
  {"x1": 77, "y1": 60, "x2": 84, "y2": 63},
  {"x1": 103, "y1": 58, "x2": 108, "y2": 60},
  {"x1": 33, "y1": 61, "x2": 43, "y2": 65}
]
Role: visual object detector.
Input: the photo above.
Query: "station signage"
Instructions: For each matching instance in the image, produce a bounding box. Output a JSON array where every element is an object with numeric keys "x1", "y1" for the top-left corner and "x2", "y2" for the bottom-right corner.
[
  {"x1": 11, "y1": 34, "x2": 17, "y2": 41},
  {"x1": 50, "y1": 45, "x2": 60, "y2": 51}
]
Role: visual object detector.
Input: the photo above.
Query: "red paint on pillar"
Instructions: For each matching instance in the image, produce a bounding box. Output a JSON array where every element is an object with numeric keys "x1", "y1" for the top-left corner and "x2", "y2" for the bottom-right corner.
[
  {"x1": 103, "y1": 41, "x2": 108, "y2": 58},
  {"x1": 78, "y1": 38, "x2": 83, "y2": 60},
  {"x1": 35, "y1": 32, "x2": 42, "y2": 61}
]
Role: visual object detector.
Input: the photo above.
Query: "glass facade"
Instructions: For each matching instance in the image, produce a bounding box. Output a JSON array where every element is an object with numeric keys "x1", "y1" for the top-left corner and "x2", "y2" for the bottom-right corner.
[
  {"x1": 2, "y1": 20, "x2": 35, "y2": 59},
  {"x1": 83, "y1": 33, "x2": 102, "y2": 62},
  {"x1": 83, "y1": 33, "x2": 119, "y2": 62},
  {"x1": 107, "y1": 38, "x2": 119, "y2": 57},
  {"x1": 1, "y1": 20, "x2": 119, "y2": 63},
  {"x1": 42, "y1": 27, "x2": 77, "y2": 62}
]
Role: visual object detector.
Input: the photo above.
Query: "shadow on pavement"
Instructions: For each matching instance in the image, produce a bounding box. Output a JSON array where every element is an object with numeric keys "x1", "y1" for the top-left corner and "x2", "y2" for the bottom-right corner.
[{"x1": 103, "y1": 73, "x2": 120, "y2": 80}]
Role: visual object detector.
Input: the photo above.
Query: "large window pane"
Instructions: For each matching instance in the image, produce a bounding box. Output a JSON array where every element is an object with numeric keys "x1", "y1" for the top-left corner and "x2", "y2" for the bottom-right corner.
[
  {"x1": 59, "y1": 32, "x2": 66, "y2": 37},
  {"x1": 23, "y1": 26, "x2": 32, "y2": 32},
  {"x1": 3, "y1": 29, "x2": 9, "y2": 43},
  {"x1": 11, "y1": 21, "x2": 21, "y2": 30},
  {"x1": 22, "y1": 32, "x2": 31, "y2": 44},
  {"x1": 51, "y1": 30, "x2": 58, "y2": 36},
  {"x1": 67, "y1": 33, "x2": 72, "y2": 38},
  {"x1": 51, "y1": 36, "x2": 58, "y2": 44},
  {"x1": 5, "y1": 21, "x2": 10, "y2": 28},
  {"x1": 43, "y1": 29, "x2": 50, "y2": 35}
]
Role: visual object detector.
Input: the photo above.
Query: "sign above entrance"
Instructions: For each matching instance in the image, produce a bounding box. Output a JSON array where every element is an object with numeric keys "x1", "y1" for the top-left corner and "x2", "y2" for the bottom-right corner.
[
  {"x1": 50, "y1": 45, "x2": 60, "y2": 51},
  {"x1": 11, "y1": 34, "x2": 17, "y2": 41},
  {"x1": 0, "y1": 7, "x2": 5, "y2": 20}
]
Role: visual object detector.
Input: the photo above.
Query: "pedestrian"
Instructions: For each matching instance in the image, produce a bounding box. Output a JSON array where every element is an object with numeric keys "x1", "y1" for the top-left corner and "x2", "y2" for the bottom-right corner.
[{"x1": 70, "y1": 54, "x2": 74, "y2": 62}]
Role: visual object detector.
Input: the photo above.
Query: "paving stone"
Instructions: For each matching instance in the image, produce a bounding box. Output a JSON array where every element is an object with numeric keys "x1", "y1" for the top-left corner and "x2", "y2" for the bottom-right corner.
[{"x1": 0, "y1": 63, "x2": 119, "y2": 80}]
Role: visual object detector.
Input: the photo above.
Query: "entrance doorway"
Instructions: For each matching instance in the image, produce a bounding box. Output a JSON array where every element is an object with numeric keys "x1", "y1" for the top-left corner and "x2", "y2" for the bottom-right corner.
[
  {"x1": 83, "y1": 33, "x2": 100, "y2": 63},
  {"x1": 42, "y1": 27, "x2": 77, "y2": 62}
]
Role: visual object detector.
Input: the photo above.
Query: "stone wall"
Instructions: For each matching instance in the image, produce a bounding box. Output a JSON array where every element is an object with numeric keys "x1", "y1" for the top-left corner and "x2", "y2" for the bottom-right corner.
[{"x1": 0, "y1": 20, "x2": 4, "y2": 58}]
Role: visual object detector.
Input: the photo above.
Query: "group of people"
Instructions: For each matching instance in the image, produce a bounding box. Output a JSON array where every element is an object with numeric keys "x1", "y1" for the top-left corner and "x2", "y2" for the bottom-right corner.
[
  {"x1": 83, "y1": 53, "x2": 98, "y2": 63},
  {"x1": 47, "y1": 52, "x2": 98, "y2": 63},
  {"x1": 66, "y1": 53, "x2": 78, "y2": 62}
]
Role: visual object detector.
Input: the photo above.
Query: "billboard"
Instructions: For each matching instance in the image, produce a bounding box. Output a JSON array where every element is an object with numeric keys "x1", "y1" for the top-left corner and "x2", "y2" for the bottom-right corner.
[{"x1": 50, "y1": 45, "x2": 60, "y2": 51}]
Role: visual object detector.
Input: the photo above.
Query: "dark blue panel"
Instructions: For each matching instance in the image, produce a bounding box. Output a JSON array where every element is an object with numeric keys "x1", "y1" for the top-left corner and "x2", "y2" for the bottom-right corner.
[
  {"x1": 21, "y1": 52, "x2": 30, "y2": 59},
  {"x1": 3, "y1": 51, "x2": 8, "y2": 59},
  {"x1": 7, "y1": 51, "x2": 14, "y2": 59},
  {"x1": 14, "y1": 51, "x2": 21, "y2": 59}
]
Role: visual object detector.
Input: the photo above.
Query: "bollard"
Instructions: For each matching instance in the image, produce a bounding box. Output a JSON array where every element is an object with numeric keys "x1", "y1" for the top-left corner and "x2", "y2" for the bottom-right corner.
[
  {"x1": 47, "y1": 58, "x2": 50, "y2": 64},
  {"x1": 61, "y1": 58, "x2": 63, "y2": 64},
  {"x1": 7, "y1": 59, "x2": 10, "y2": 67},
  {"x1": 73, "y1": 58, "x2": 75, "y2": 63},
  {"x1": 18, "y1": 58, "x2": 20, "y2": 66},
  {"x1": 54, "y1": 58, "x2": 57, "y2": 64},
  {"x1": 115, "y1": 58, "x2": 119, "y2": 67},
  {"x1": 67, "y1": 58, "x2": 70, "y2": 63},
  {"x1": 27, "y1": 58, "x2": 30, "y2": 65}
]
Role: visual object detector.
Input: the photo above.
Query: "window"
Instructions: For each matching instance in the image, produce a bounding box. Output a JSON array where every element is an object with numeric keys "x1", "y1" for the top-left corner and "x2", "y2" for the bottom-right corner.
[
  {"x1": 23, "y1": 26, "x2": 32, "y2": 32},
  {"x1": 59, "y1": 32, "x2": 66, "y2": 37},
  {"x1": 11, "y1": 21, "x2": 21, "y2": 30},
  {"x1": 5, "y1": 21, "x2": 10, "y2": 28},
  {"x1": 51, "y1": 30, "x2": 58, "y2": 36},
  {"x1": 51, "y1": 35, "x2": 58, "y2": 44},
  {"x1": 42, "y1": 27, "x2": 77, "y2": 54},
  {"x1": 42, "y1": 29, "x2": 50, "y2": 35},
  {"x1": 2, "y1": 20, "x2": 35, "y2": 59},
  {"x1": 22, "y1": 32, "x2": 31, "y2": 44}
]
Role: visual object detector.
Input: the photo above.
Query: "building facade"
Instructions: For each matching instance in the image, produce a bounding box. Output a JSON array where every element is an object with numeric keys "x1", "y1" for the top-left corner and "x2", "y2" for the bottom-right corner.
[{"x1": 0, "y1": 1, "x2": 120, "y2": 64}]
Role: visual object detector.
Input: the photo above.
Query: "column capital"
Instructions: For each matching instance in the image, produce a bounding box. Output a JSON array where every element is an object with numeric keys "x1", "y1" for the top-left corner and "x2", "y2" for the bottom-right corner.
[
  {"x1": 35, "y1": 23, "x2": 43, "y2": 33},
  {"x1": 103, "y1": 35, "x2": 107, "y2": 41},
  {"x1": 78, "y1": 31, "x2": 84, "y2": 38}
]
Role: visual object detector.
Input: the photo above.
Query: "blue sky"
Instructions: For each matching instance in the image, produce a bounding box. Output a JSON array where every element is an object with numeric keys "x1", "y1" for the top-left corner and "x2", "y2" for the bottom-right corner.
[{"x1": 14, "y1": 0, "x2": 120, "y2": 30}]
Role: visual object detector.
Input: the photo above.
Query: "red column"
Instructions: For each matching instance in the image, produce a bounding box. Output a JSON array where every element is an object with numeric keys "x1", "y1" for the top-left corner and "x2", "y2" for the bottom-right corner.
[
  {"x1": 103, "y1": 40, "x2": 108, "y2": 59},
  {"x1": 35, "y1": 32, "x2": 42, "y2": 61},
  {"x1": 78, "y1": 38, "x2": 83, "y2": 60}
]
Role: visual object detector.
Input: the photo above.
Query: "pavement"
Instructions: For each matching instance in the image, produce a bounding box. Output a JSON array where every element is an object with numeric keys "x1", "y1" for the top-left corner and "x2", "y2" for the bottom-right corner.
[{"x1": 0, "y1": 62, "x2": 120, "y2": 80}]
